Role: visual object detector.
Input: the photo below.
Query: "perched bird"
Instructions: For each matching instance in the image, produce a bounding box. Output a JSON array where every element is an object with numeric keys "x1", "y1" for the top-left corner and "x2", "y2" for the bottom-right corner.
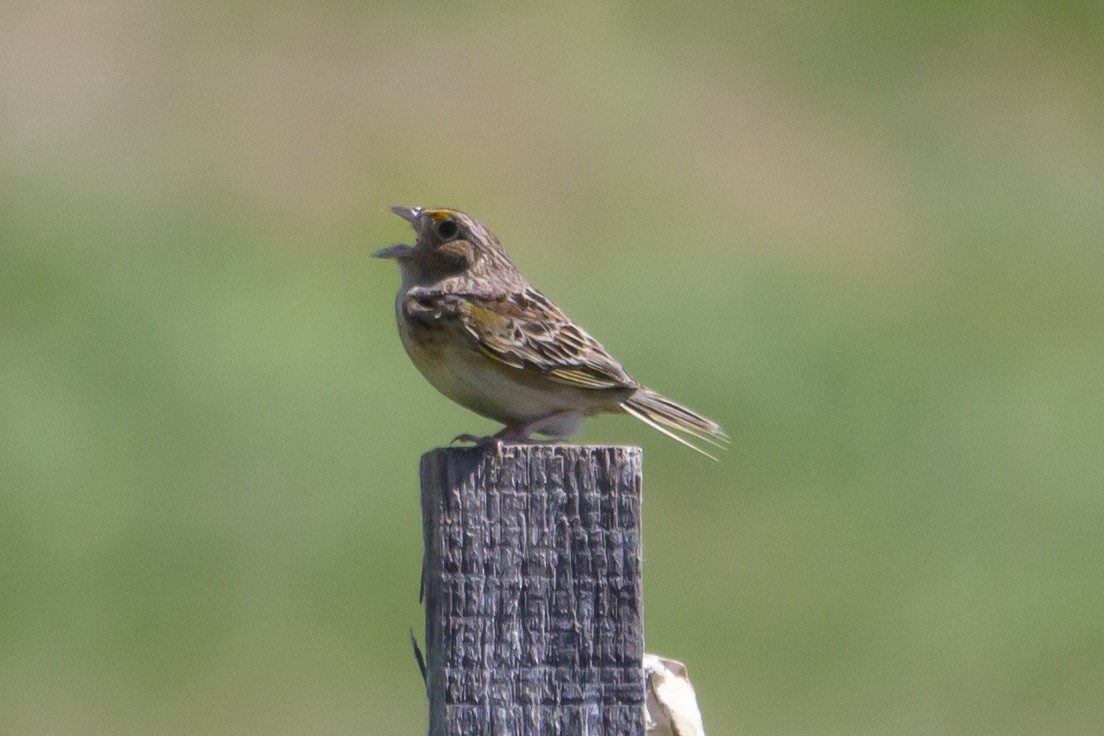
[
  {"x1": 644, "y1": 653, "x2": 707, "y2": 736},
  {"x1": 374, "y1": 206, "x2": 727, "y2": 458}
]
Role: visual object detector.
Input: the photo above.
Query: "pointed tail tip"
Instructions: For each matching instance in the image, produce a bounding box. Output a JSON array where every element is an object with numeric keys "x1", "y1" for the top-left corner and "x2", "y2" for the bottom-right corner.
[
  {"x1": 622, "y1": 403, "x2": 721, "y2": 460},
  {"x1": 622, "y1": 388, "x2": 728, "y2": 460}
]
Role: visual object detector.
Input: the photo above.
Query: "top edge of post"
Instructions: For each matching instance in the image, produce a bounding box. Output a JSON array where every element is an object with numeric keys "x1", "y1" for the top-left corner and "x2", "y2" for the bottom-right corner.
[{"x1": 420, "y1": 444, "x2": 642, "y2": 462}]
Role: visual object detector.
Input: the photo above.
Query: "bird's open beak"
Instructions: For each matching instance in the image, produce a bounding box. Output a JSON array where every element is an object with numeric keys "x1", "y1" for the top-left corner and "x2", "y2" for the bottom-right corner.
[
  {"x1": 372, "y1": 244, "x2": 415, "y2": 259},
  {"x1": 390, "y1": 205, "x2": 422, "y2": 223},
  {"x1": 375, "y1": 206, "x2": 421, "y2": 258}
]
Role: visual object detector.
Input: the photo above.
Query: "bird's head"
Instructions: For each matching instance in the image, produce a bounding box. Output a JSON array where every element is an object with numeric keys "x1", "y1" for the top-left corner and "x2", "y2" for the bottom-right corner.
[{"x1": 374, "y1": 206, "x2": 518, "y2": 287}]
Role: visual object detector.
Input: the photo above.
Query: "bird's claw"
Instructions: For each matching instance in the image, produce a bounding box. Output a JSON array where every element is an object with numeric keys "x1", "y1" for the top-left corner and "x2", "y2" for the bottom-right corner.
[{"x1": 451, "y1": 434, "x2": 505, "y2": 452}]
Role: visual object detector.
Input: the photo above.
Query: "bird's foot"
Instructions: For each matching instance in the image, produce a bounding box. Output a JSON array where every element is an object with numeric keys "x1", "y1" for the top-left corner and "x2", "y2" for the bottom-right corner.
[
  {"x1": 450, "y1": 434, "x2": 513, "y2": 455},
  {"x1": 451, "y1": 414, "x2": 577, "y2": 450},
  {"x1": 450, "y1": 424, "x2": 550, "y2": 451}
]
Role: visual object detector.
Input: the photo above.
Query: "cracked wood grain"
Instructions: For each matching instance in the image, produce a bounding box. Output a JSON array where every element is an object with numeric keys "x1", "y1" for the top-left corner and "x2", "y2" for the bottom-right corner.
[{"x1": 420, "y1": 445, "x2": 644, "y2": 736}]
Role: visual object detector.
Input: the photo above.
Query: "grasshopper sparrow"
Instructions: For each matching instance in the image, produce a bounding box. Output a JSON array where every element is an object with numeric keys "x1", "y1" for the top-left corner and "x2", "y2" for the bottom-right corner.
[{"x1": 374, "y1": 206, "x2": 727, "y2": 458}]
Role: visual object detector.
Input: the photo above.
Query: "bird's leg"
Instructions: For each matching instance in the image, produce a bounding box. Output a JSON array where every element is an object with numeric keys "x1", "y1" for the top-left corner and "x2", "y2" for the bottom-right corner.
[
  {"x1": 492, "y1": 424, "x2": 534, "y2": 441},
  {"x1": 494, "y1": 411, "x2": 578, "y2": 443},
  {"x1": 451, "y1": 422, "x2": 531, "y2": 447},
  {"x1": 450, "y1": 422, "x2": 532, "y2": 450},
  {"x1": 451, "y1": 412, "x2": 573, "y2": 448},
  {"x1": 450, "y1": 433, "x2": 505, "y2": 451}
]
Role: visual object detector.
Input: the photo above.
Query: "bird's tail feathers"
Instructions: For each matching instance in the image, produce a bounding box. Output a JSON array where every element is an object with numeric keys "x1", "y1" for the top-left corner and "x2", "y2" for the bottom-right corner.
[{"x1": 621, "y1": 387, "x2": 728, "y2": 460}]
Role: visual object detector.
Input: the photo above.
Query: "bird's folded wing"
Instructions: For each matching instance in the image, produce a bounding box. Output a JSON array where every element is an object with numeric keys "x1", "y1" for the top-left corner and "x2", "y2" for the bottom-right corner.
[{"x1": 458, "y1": 290, "x2": 636, "y2": 391}]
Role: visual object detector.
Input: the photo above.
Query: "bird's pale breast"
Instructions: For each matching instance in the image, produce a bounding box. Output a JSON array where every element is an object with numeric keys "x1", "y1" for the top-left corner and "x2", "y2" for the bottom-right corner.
[{"x1": 396, "y1": 297, "x2": 607, "y2": 436}]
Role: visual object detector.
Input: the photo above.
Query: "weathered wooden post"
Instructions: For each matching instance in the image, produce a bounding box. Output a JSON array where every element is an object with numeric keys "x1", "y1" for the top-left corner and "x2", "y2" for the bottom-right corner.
[{"x1": 420, "y1": 444, "x2": 645, "y2": 736}]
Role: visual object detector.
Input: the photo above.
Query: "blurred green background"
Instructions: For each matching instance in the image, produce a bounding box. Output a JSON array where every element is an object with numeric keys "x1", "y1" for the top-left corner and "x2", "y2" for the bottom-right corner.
[{"x1": 3, "y1": 2, "x2": 1103, "y2": 734}]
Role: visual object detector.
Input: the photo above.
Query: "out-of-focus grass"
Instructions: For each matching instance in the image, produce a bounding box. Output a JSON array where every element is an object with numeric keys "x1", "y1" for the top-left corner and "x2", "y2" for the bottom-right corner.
[{"x1": 2, "y1": 2, "x2": 1103, "y2": 734}]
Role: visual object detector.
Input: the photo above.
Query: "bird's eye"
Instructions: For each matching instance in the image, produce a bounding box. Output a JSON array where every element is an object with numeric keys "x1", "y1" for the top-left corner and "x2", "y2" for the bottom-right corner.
[{"x1": 436, "y1": 219, "x2": 460, "y2": 241}]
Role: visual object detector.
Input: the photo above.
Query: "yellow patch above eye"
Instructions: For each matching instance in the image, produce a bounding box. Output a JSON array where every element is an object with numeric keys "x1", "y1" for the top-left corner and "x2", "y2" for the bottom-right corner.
[{"x1": 424, "y1": 209, "x2": 456, "y2": 221}]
